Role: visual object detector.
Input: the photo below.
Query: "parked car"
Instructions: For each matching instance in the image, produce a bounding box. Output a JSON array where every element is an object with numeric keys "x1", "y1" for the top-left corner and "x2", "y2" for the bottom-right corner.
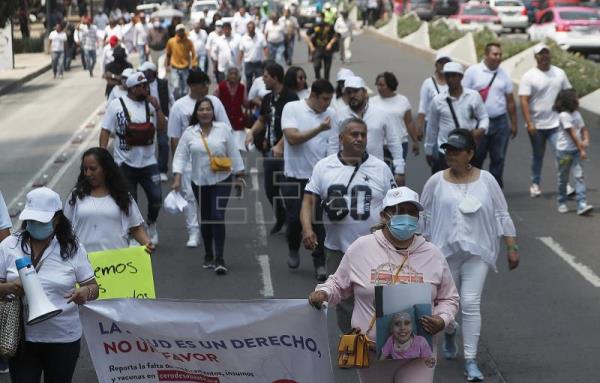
[
  {"x1": 448, "y1": 3, "x2": 503, "y2": 33},
  {"x1": 298, "y1": 0, "x2": 319, "y2": 26},
  {"x1": 528, "y1": 6, "x2": 600, "y2": 55},
  {"x1": 136, "y1": 0, "x2": 162, "y2": 14},
  {"x1": 534, "y1": 0, "x2": 581, "y2": 21},
  {"x1": 190, "y1": 0, "x2": 220, "y2": 24},
  {"x1": 406, "y1": 0, "x2": 436, "y2": 20},
  {"x1": 433, "y1": 0, "x2": 460, "y2": 16},
  {"x1": 489, "y1": 0, "x2": 529, "y2": 31}
]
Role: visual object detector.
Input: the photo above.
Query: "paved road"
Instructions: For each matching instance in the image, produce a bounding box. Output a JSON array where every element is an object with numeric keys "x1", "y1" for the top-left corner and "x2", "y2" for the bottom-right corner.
[{"x1": 1, "y1": 30, "x2": 600, "y2": 382}]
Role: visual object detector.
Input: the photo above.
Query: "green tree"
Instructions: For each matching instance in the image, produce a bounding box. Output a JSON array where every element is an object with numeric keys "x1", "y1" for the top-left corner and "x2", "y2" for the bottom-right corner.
[{"x1": 0, "y1": 0, "x2": 20, "y2": 29}]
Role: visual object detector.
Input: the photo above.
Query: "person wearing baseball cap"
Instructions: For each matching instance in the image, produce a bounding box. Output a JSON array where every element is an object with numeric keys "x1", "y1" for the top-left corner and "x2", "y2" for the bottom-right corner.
[
  {"x1": 332, "y1": 68, "x2": 354, "y2": 111},
  {"x1": 329, "y1": 75, "x2": 406, "y2": 187},
  {"x1": 421, "y1": 127, "x2": 519, "y2": 381},
  {"x1": 0, "y1": 187, "x2": 99, "y2": 381},
  {"x1": 100, "y1": 68, "x2": 168, "y2": 246},
  {"x1": 309, "y1": 185, "x2": 459, "y2": 382},
  {"x1": 103, "y1": 43, "x2": 133, "y2": 98},
  {"x1": 107, "y1": 67, "x2": 136, "y2": 104},
  {"x1": 519, "y1": 43, "x2": 572, "y2": 198},
  {"x1": 425, "y1": 62, "x2": 489, "y2": 173},
  {"x1": 165, "y1": 21, "x2": 198, "y2": 100}
]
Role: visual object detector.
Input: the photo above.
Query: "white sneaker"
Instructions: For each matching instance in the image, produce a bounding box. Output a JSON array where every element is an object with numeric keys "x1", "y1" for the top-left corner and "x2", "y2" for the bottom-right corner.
[
  {"x1": 186, "y1": 231, "x2": 199, "y2": 248},
  {"x1": 530, "y1": 184, "x2": 541, "y2": 198},
  {"x1": 577, "y1": 204, "x2": 593, "y2": 216},
  {"x1": 147, "y1": 223, "x2": 159, "y2": 245},
  {"x1": 159, "y1": 173, "x2": 168, "y2": 183},
  {"x1": 566, "y1": 184, "x2": 575, "y2": 197},
  {"x1": 557, "y1": 204, "x2": 568, "y2": 214}
]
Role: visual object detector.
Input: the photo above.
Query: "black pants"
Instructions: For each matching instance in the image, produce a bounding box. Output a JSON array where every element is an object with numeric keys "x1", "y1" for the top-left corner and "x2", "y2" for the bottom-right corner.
[
  {"x1": 280, "y1": 176, "x2": 325, "y2": 267},
  {"x1": 263, "y1": 153, "x2": 286, "y2": 225},
  {"x1": 120, "y1": 163, "x2": 162, "y2": 223},
  {"x1": 9, "y1": 339, "x2": 80, "y2": 383},
  {"x1": 313, "y1": 49, "x2": 333, "y2": 81}
]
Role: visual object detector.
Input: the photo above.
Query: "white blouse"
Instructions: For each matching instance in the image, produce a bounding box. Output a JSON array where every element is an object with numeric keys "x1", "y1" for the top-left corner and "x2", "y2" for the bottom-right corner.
[
  {"x1": 420, "y1": 170, "x2": 516, "y2": 269},
  {"x1": 172, "y1": 122, "x2": 245, "y2": 186}
]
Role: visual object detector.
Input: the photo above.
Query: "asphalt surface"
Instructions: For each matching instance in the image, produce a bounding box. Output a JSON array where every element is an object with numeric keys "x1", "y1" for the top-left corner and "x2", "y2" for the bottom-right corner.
[{"x1": 1, "y1": 29, "x2": 600, "y2": 382}]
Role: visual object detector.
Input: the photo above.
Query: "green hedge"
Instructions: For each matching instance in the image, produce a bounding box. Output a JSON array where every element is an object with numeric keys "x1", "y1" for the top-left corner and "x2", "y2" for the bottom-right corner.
[
  {"x1": 397, "y1": 14, "x2": 422, "y2": 38},
  {"x1": 547, "y1": 42, "x2": 600, "y2": 97},
  {"x1": 13, "y1": 37, "x2": 44, "y2": 53},
  {"x1": 473, "y1": 28, "x2": 535, "y2": 60},
  {"x1": 429, "y1": 21, "x2": 464, "y2": 50}
]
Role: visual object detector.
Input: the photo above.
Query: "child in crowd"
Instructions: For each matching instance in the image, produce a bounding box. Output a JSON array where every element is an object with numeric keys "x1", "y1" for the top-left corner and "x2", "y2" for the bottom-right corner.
[
  {"x1": 379, "y1": 312, "x2": 433, "y2": 360},
  {"x1": 554, "y1": 89, "x2": 593, "y2": 215}
]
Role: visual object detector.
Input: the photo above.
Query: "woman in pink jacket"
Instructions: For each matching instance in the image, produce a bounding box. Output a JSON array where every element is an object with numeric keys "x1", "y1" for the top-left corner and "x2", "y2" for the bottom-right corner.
[{"x1": 308, "y1": 186, "x2": 459, "y2": 383}]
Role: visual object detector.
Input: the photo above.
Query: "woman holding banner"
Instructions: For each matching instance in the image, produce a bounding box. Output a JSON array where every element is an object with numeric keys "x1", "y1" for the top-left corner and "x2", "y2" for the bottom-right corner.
[
  {"x1": 308, "y1": 186, "x2": 459, "y2": 383},
  {"x1": 0, "y1": 187, "x2": 98, "y2": 382},
  {"x1": 64, "y1": 147, "x2": 154, "y2": 253}
]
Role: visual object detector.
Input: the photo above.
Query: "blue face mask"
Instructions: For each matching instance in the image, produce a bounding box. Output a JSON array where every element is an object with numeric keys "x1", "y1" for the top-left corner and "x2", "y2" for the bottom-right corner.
[
  {"x1": 387, "y1": 214, "x2": 418, "y2": 241},
  {"x1": 26, "y1": 221, "x2": 55, "y2": 240}
]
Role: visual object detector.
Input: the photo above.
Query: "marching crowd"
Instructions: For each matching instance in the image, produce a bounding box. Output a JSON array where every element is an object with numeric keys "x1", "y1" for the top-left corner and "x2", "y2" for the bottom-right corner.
[{"x1": 0, "y1": 1, "x2": 594, "y2": 382}]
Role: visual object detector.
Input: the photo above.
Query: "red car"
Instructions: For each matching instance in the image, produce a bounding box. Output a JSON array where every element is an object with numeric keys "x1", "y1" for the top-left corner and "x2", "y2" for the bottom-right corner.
[{"x1": 448, "y1": 3, "x2": 503, "y2": 33}]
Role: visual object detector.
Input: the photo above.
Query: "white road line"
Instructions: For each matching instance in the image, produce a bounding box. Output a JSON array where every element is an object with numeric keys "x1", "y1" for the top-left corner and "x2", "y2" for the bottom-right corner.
[
  {"x1": 250, "y1": 166, "x2": 259, "y2": 191},
  {"x1": 538, "y1": 236, "x2": 600, "y2": 287},
  {"x1": 254, "y1": 201, "x2": 268, "y2": 248},
  {"x1": 7, "y1": 103, "x2": 105, "y2": 213},
  {"x1": 256, "y1": 254, "x2": 274, "y2": 298}
]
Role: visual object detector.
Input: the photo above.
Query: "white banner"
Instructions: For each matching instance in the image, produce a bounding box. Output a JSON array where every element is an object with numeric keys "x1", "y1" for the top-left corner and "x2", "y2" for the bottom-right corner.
[
  {"x1": 0, "y1": 21, "x2": 13, "y2": 70},
  {"x1": 80, "y1": 299, "x2": 335, "y2": 383}
]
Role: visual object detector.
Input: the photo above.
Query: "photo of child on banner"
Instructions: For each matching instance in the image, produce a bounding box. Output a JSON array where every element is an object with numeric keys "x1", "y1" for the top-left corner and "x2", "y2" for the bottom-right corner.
[{"x1": 374, "y1": 283, "x2": 434, "y2": 361}]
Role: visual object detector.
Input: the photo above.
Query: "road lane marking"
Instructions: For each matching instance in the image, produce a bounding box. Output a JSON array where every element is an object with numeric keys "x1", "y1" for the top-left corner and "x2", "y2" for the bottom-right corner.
[
  {"x1": 256, "y1": 254, "x2": 274, "y2": 298},
  {"x1": 538, "y1": 236, "x2": 600, "y2": 287},
  {"x1": 254, "y1": 201, "x2": 268, "y2": 248},
  {"x1": 250, "y1": 166, "x2": 259, "y2": 191},
  {"x1": 7, "y1": 103, "x2": 105, "y2": 219}
]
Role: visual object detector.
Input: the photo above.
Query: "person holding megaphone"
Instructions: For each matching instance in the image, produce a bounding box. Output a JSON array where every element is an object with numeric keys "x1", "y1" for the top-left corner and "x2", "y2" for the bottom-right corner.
[{"x1": 0, "y1": 187, "x2": 98, "y2": 383}]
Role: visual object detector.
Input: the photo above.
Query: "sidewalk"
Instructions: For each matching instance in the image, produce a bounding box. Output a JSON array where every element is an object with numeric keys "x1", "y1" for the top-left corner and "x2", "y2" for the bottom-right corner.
[{"x1": 0, "y1": 52, "x2": 50, "y2": 96}]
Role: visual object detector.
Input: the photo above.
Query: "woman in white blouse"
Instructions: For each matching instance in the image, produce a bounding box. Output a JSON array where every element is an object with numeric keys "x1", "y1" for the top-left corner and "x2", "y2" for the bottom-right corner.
[
  {"x1": 420, "y1": 129, "x2": 519, "y2": 382},
  {"x1": 172, "y1": 97, "x2": 245, "y2": 275},
  {"x1": 64, "y1": 147, "x2": 153, "y2": 253},
  {"x1": 283, "y1": 66, "x2": 309, "y2": 100}
]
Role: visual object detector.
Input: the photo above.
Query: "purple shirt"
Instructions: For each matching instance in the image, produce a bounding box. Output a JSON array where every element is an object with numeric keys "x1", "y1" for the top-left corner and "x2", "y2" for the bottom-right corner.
[{"x1": 380, "y1": 335, "x2": 432, "y2": 360}]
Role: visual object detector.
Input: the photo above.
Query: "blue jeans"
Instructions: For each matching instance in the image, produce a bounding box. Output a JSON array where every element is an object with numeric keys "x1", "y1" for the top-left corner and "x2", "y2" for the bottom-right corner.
[
  {"x1": 285, "y1": 35, "x2": 296, "y2": 64},
  {"x1": 84, "y1": 49, "x2": 96, "y2": 76},
  {"x1": 170, "y1": 67, "x2": 189, "y2": 100},
  {"x1": 120, "y1": 163, "x2": 162, "y2": 223},
  {"x1": 529, "y1": 127, "x2": 558, "y2": 185},
  {"x1": 191, "y1": 177, "x2": 232, "y2": 260},
  {"x1": 51, "y1": 51, "x2": 64, "y2": 77},
  {"x1": 268, "y1": 42, "x2": 285, "y2": 66},
  {"x1": 157, "y1": 130, "x2": 169, "y2": 174},
  {"x1": 557, "y1": 150, "x2": 586, "y2": 206},
  {"x1": 473, "y1": 114, "x2": 511, "y2": 188},
  {"x1": 63, "y1": 45, "x2": 74, "y2": 70},
  {"x1": 137, "y1": 44, "x2": 147, "y2": 63}
]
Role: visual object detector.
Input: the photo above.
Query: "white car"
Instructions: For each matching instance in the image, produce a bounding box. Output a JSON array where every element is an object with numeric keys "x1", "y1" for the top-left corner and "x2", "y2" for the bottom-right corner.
[
  {"x1": 190, "y1": 0, "x2": 220, "y2": 24},
  {"x1": 489, "y1": 0, "x2": 529, "y2": 32},
  {"x1": 528, "y1": 6, "x2": 600, "y2": 55}
]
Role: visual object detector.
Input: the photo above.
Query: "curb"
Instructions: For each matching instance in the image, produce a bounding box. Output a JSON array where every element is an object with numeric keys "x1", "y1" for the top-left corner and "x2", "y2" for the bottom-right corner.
[{"x1": 0, "y1": 62, "x2": 52, "y2": 97}]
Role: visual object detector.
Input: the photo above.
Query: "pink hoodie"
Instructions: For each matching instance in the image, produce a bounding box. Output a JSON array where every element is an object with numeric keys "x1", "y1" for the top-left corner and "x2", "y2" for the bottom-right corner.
[{"x1": 316, "y1": 230, "x2": 459, "y2": 340}]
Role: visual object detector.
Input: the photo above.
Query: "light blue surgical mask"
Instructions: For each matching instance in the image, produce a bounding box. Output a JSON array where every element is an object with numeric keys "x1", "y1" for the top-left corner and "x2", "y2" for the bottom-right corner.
[
  {"x1": 387, "y1": 214, "x2": 418, "y2": 241},
  {"x1": 26, "y1": 221, "x2": 55, "y2": 240}
]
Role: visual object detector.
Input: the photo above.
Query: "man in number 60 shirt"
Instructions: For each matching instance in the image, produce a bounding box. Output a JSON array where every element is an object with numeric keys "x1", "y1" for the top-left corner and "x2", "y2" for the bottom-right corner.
[{"x1": 300, "y1": 117, "x2": 395, "y2": 334}]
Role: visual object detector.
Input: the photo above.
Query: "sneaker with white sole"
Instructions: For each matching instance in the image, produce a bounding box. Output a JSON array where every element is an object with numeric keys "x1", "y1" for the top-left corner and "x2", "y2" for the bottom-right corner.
[
  {"x1": 186, "y1": 231, "x2": 199, "y2": 248},
  {"x1": 203, "y1": 256, "x2": 215, "y2": 269},
  {"x1": 577, "y1": 204, "x2": 593, "y2": 216},
  {"x1": 214, "y1": 259, "x2": 228, "y2": 275},
  {"x1": 529, "y1": 184, "x2": 541, "y2": 198},
  {"x1": 465, "y1": 359, "x2": 484, "y2": 382},
  {"x1": 558, "y1": 204, "x2": 569, "y2": 214},
  {"x1": 566, "y1": 183, "x2": 575, "y2": 197},
  {"x1": 147, "y1": 223, "x2": 159, "y2": 245},
  {"x1": 159, "y1": 173, "x2": 168, "y2": 182}
]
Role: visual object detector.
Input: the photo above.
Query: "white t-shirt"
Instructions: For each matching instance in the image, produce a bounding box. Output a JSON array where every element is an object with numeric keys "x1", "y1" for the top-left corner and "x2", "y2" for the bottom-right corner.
[
  {"x1": 0, "y1": 191, "x2": 11, "y2": 230},
  {"x1": 134, "y1": 22, "x2": 148, "y2": 46},
  {"x1": 239, "y1": 33, "x2": 266, "y2": 63},
  {"x1": 206, "y1": 31, "x2": 221, "y2": 61},
  {"x1": 101, "y1": 95, "x2": 158, "y2": 168},
  {"x1": 462, "y1": 62, "x2": 513, "y2": 119},
  {"x1": 0, "y1": 236, "x2": 95, "y2": 342},
  {"x1": 371, "y1": 93, "x2": 412, "y2": 143},
  {"x1": 518, "y1": 66, "x2": 571, "y2": 130},
  {"x1": 282, "y1": 99, "x2": 337, "y2": 179},
  {"x1": 214, "y1": 34, "x2": 241, "y2": 72},
  {"x1": 232, "y1": 12, "x2": 252, "y2": 35},
  {"x1": 107, "y1": 85, "x2": 128, "y2": 104},
  {"x1": 63, "y1": 194, "x2": 144, "y2": 252},
  {"x1": 306, "y1": 153, "x2": 395, "y2": 252},
  {"x1": 248, "y1": 76, "x2": 269, "y2": 100},
  {"x1": 264, "y1": 20, "x2": 285, "y2": 44},
  {"x1": 168, "y1": 94, "x2": 231, "y2": 139},
  {"x1": 189, "y1": 29, "x2": 208, "y2": 55},
  {"x1": 557, "y1": 111, "x2": 584, "y2": 152},
  {"x1": 49, "y1": 30, "x2": 67, "y2": 52},
  {"x1": 418, "y1": 77, "x2": 447, "y2": 116}
]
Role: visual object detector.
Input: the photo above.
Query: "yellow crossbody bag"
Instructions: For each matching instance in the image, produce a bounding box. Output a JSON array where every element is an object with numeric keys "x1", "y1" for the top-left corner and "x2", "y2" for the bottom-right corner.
[
  {"x1": 337, "y1": 256, "x2": 408, "y2": 369},
  {"x1": 200, "y1": 130, "x2": 232, "y2": 172}
]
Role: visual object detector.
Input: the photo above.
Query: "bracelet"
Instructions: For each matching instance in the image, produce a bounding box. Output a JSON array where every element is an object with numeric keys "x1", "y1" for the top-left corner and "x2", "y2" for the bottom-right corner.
[
  {"x1": 86, "y1": 285, "x2": 94, "y2": 301},
  {"x1": 507, "y1": 244, "x2": 519, "y2": 252}
]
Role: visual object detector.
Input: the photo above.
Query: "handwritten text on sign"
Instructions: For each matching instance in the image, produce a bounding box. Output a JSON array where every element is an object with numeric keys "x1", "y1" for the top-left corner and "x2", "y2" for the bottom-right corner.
[{"x1": 88, "y1": 246, "x2": 156, "y2": 299}]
